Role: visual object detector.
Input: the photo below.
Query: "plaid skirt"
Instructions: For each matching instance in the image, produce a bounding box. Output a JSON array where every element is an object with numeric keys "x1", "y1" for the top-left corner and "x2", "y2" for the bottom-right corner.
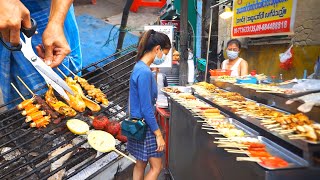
[{"x1": 127, "y1": 127, "x2": 163, "y2": 162}]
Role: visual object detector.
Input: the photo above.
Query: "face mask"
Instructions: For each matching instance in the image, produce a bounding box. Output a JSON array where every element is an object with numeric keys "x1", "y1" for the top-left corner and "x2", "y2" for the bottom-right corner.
[
  {"x1": 153, "y1": 50, "x2": 166, "y2": 65},
  {"x1": 226, "y1": 50, "x2": 239, "y2": 60}
]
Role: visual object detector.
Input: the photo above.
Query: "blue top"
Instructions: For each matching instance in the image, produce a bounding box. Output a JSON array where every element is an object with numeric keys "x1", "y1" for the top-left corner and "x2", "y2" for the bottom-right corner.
[
  {"x1": 0, "y1": 0, "x2": 82, "y2": 106},
  {"x1": 129, "y1": 61, "x2": 159, "y2": 132}
]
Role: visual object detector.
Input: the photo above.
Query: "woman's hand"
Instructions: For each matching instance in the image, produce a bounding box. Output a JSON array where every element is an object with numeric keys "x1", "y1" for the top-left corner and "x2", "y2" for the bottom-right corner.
[
  {"x1": 155, "y1": 135, "x2": 166, "y2": 152},
  {"x1": 36, "y1": 22, "x2": 70, "y2": 68}
]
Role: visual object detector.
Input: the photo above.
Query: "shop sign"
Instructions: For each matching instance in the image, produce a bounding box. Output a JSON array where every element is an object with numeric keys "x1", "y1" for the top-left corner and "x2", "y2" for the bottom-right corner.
[
  {"x1": 144, "y1": 25, "x2": 174, "y2": 68},
  {"x1": 232, "y1": 0, "x2": 297, "y2": 38},
  {"x1": 160, "y1": 20, "x2": 180, "y2": 31}
]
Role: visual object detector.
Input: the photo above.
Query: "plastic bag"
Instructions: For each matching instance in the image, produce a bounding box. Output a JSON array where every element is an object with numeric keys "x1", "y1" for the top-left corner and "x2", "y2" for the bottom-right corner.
[{"x1": 292, "y1": 79, "x2": 320, "y2": 91}]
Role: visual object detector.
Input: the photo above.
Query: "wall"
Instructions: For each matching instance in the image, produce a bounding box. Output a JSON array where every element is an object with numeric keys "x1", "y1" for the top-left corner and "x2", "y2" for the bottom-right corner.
[{"x1": 217, "y1": 0, "x2": 320, "y2": 80}]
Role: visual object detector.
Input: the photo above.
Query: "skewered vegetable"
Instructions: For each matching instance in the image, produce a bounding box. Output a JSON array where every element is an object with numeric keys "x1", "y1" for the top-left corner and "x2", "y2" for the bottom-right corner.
[
  {"x1": 17, "y1": 98, "x2": 34, "y2": 110},
  {"x1": 25, "y1": 111, "x2": 46, "y2": 122},
  {"x1": 92, "y1": 115, "x2": 110, "y2": 130},
  {"x1": 21, "y1": 104, "x2": 41, "y2": 115},
  {"x1": 30, "y1": 116, "x2": 51, "y2": 128}
]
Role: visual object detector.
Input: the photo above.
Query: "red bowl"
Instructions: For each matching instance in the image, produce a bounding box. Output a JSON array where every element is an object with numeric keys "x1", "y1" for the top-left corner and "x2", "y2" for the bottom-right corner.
[{"x1": 209, "y1": 69, "x2": 232, "y2": 76}]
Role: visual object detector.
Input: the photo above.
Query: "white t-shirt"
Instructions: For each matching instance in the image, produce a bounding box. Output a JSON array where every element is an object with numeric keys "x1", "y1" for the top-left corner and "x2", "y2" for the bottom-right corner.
[{"x1": 221, "y1": 58, "x2": 243, "y2": 77}]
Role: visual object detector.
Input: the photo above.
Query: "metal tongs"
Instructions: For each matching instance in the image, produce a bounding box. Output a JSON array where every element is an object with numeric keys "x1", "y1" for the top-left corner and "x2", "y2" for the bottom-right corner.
[{"x1": 0, "y1": 18, "x2": 73, "y2": 100}]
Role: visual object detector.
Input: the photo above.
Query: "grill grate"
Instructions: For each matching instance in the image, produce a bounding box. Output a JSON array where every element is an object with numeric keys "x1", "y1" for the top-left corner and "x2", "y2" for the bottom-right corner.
[{"x1": 0, "y1": 45, "x2": 137, "y2": 180}]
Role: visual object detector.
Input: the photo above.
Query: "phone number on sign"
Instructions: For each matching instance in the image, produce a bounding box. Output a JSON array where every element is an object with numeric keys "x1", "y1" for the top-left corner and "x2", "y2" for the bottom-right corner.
[{"x1": 233, "y1": 20, "x2": 288, "y2": 35}]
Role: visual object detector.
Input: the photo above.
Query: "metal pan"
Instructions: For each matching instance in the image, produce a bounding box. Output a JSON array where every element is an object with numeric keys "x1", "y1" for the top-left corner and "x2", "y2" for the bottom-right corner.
[{"x1": 257, "y1": 136, "x2": 309, "y2": 170}]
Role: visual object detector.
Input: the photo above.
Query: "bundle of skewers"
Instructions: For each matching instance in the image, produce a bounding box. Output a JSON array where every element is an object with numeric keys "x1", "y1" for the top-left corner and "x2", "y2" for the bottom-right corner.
[
  {"x1": 261, "y1": 113, "x2": 320, "y2": 142},
  {"x1": 199, "y1": 117, "x2": 246, "y2": 138},
  {"x1": 11, "y1": 66, "x2": 112, "y2": 129},
  {"x1": 12, "y1": 81, "x2": 52, "y2": 128},
  {"x1": 193, "y1": 85, "x2": 320, "y2": 143},
  {"x1": 213, "y1": 136, "x2": 289, "y2": 169}
]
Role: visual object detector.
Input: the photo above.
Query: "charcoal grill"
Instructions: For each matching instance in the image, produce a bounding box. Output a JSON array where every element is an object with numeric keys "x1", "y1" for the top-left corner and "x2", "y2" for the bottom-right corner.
[{"x1": 0, "y1": 44, "x2": 137, "y2": 180}]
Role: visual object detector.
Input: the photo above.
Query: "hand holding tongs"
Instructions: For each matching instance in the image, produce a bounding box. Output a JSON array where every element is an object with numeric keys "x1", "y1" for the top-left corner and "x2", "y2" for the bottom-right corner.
[{"x1": 0, "y1": 18, "x2": 74, "y2": 100}]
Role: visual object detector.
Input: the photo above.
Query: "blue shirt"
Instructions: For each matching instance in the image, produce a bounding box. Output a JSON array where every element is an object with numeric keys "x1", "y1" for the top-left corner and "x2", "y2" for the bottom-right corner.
[
  {"x1": 129, "y1": 61, "x2": 159, "y2": 132},
  {"x1": 0, "y1": 0, "x2": 82, "y2": 106}
]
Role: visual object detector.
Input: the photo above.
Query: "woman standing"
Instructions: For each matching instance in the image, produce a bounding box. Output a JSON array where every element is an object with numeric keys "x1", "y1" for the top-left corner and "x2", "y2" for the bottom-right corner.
[
  {"x1": 221, "y1": 39, "x2": 248, "y2": 76},
  {"x1": 128, "y1": 29, "x2": 171, "y2": 180}
]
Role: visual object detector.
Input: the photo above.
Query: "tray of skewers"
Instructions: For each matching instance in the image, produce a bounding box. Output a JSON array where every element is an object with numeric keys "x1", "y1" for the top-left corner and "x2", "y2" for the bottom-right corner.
[
  {"x1": 192, "y1": 85, "x2": 320, "y2": 144},
  {"x1": 198, "y1": 115, "x2": 309, "y2": 170},
  {"x1": 216, "y1": 136, "x2": 309, "y2": 170}
]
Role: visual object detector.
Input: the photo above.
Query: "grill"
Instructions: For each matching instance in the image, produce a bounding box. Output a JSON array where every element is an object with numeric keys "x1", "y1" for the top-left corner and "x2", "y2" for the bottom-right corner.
[{"x1": 0, "y1": 45, "x2": 137, "y2": 180}]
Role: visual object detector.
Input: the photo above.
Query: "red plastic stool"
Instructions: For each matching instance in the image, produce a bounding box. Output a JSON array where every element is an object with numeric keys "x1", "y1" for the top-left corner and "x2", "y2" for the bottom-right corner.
[
  {"x1": 155, "y1": 106, "x2": 170, "y2": 168},
  {"x1": 130, "y1": 0, "x2": 166, "y2": 13}
]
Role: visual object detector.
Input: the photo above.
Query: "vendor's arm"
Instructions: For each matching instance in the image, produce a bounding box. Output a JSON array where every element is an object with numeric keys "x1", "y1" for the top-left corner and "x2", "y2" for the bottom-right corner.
[
  {"x1": 36, "y1": 0, "x2": 73, "y2": 67},
  {"x1": 240, "y1": 59, "x2": 249, "y2": 76}
]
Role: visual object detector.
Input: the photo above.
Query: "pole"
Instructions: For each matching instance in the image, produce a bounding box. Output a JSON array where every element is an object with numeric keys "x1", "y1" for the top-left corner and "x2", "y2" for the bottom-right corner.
[
  {"x1": 116, "y1": 0, "x2": 134, "y2": 52},
  {"x1": 205, "y1": 7, "x2": 213, "y2": 82},
  {"x1": 179, "y1": 0, "x2": 188, "y2": 86},
  {"x1": 205, "y1": 0, "x2": 231, "y2": 82}
]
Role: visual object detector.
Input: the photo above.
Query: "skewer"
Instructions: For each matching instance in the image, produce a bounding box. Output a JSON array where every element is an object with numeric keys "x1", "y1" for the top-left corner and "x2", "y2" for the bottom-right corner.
[
  {"x1": 197, "y1": 120, "x2": 206, "y2": 123},
  {"x1": 113, "y1": 149, "x2": 136, "y2": 163},
  {"x1": 202, "y1": 124, "x2": 213, "y2": 128},
  {"x1": 202, "y1": 127, "x2": 216, "y2": 131},
  {"x1": 207, "y1": 132, "x2": 223, "y2": 135},
  {"x1": 256, "y1": 90, "x2": 283, "y2": 94},
  {"x1": 224, "y1": 148, "x2": 245, "y2": 151},
  {"x1": 17, "y1": 76, "x2": 35, "y2": 95},
  {"x1": 227, "y1": 150, "x2": 248, "y2": 154},
  {"x1": 265, "y1": 124, "x2": 280, "y2": 129},
  {"x1": 279, "y1": 130, "x2": 294, "y2": 135},
  {"x1": 236, "y1": 157, "x2": 261, "y2": 162},
  {"x1": 11, "y1": 83, "x2": 25, "y2": 100},
  {"x1": 56, "y1": 67, "x2": 67, "y2": 78},
  {"x1": 61, "y1": 63, "x2": 77, "y2": 76}
]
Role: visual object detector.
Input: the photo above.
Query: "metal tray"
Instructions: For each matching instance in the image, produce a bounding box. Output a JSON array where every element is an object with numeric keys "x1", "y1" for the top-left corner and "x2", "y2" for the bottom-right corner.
[
  {"x1": 256, "y1": 136, "x2": 309, "y2": 170},
  {"x1": 203, "y1": 94, "x2": 320, "y2": 145},
  {"x1": 276, "y1": 84, "x2": 320, "y2": 98}
]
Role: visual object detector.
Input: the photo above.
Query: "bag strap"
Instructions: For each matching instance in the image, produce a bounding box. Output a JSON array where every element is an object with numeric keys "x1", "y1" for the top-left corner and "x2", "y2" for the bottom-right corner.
[{"x1": 129, "y1": 73, "x2": 132, "y2": 118}]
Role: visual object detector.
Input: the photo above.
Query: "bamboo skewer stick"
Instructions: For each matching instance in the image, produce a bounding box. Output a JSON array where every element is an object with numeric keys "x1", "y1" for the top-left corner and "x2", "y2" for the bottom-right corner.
[
  {"x1": 56, "y1": 67, "x2": 67, "y2": 78},
  {"x1": 113, "y1": 149, "x2": 136, "y2": 163},
  {"x1": 236, "y1": 157, "x2": 261, "y2": 162},
  {"x1": 227, "y1": 150, "x2": 248, "y2": 154},
  {"x1": 207, "y1": 132, "x2": 223, "y2": 135},
  {"x1": 202, "y1": 127, "x2": 216, "y2": 131},
  {"x1": 61, "y1": 63, "x2": 77, "y2": 76},
  {"x1": 265, "y1": 124, "x2": 280, "y2": 129},
  {"x1": 17, "y1": 76, "x2": 35, "y2": 96},
  {"x1": 11, "y1": 83, "x2": 25, "y2": 100},
  {"x1": 197, "y1": 120, "x2": 206, "y2": 123},
  {"x1": 224, "y1": 148, "x2": 245, "y2": 151}
]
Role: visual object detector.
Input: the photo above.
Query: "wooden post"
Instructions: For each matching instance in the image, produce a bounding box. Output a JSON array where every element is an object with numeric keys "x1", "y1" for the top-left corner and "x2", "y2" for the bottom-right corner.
[{"x1": 179, "y1": 0, "x2": 188, "y2": 86}]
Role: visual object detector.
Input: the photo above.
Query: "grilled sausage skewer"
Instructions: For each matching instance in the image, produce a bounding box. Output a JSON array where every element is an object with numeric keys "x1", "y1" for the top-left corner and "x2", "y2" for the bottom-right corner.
[
  {"x1": 17, "y1": 76, "x2": 61, "y2": 122},
  {"x1": 11, "y1": 83, "x2": 35, "y2": 110}
]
